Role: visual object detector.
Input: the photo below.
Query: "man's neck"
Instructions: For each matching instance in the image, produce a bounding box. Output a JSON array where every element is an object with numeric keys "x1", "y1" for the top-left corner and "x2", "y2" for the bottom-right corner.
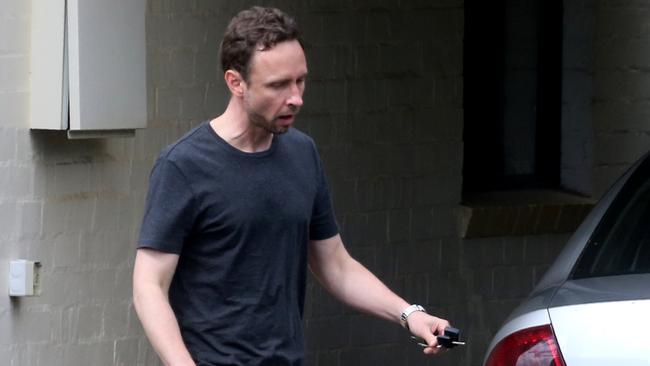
[{"x1": 209, "y1": 99, "x2": 274, "y2": 153}]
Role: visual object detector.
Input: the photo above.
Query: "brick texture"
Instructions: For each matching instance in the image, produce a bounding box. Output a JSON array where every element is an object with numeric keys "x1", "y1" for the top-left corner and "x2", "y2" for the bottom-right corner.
[
  {"x1": 2, "y1": 0, "x2": 650, "y2": 366},
  {"x1": 592, "y1": 0, "x2": 650, "y2": 197},
  {"x1": 296, "y1": 1, "x2": 465, "y2": 365}
]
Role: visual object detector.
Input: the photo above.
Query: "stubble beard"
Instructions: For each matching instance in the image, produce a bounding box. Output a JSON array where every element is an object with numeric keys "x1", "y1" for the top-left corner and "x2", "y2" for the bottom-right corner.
[{"x1": 249, "y1": 111, "x2": 292, "y2": 135}]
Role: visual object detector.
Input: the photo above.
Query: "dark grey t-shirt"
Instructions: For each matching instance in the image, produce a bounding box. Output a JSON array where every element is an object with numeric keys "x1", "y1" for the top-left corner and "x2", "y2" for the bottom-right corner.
[{"x1": 138, "y1": 121, "x2": 338, "y2": 366}]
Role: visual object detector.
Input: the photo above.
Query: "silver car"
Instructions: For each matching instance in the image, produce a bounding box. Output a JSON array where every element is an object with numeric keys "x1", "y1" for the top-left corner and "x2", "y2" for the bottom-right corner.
[{"x1": 483, "y1": 153, "x2": 650, "y2": 366}]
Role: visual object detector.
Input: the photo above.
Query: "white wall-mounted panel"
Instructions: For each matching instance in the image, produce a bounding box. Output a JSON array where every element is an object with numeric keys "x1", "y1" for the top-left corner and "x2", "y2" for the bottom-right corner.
[
  {"x1": 29, "y1": 0, "x2": 67, "y2": 129},
  {"x1": 67, "y1": 0, "x2": 147, "y2": 131}
]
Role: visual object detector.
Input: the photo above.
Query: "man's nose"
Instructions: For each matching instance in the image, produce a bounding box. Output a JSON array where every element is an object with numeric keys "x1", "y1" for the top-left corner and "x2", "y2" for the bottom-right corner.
[
  {"x1": 287, "y1": 85, "x2": 303, "y2": 107},
  {"x1": 288, "y1": 94, "x2": 303, "y2": 107}
]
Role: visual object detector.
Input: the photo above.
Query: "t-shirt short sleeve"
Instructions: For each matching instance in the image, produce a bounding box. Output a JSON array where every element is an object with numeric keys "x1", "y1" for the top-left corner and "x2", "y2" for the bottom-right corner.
[
  {"x1": 138, "y1": 156, "x2": 196, "y2": 253},
  {"x1": 308, "y1": 157, "x2": 339, "y2": 241}
]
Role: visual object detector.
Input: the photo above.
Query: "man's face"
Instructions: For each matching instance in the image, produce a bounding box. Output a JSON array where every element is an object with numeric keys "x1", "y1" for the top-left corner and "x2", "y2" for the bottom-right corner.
[{"x1": 242, "y1": 40, "x2": 307, "y2": 134}]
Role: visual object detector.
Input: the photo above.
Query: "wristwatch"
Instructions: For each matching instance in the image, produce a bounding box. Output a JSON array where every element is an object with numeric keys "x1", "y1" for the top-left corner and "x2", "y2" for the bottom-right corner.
[{"x1": 400, "y1": 304, "x2": 426, "y2": 329}]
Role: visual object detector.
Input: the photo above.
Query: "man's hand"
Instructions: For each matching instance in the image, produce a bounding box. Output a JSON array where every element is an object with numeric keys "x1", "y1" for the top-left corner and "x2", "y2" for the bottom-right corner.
[{"x1": 405, "y1": 311, "x2": 451, "y2": 355}]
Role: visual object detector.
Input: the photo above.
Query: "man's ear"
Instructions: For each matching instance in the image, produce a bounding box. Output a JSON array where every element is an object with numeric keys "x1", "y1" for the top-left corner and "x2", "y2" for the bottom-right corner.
[{"x1": 224, "y1": 70, "x2": 246, "y2": 97}]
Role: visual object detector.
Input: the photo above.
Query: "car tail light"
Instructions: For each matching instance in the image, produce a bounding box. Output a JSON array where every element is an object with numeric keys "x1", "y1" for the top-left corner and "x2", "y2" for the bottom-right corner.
[{"x1": 485, "y1": 324, "x2": 566, "y2": 366}]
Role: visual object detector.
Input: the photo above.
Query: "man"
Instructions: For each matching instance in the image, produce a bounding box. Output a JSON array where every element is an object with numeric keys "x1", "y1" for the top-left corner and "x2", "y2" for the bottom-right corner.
[{"x1": 133, "y1": 6, "x2": 451, "y2": 366}]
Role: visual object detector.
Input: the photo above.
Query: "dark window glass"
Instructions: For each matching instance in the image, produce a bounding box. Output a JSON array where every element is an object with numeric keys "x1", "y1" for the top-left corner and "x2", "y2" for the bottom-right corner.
[
  {"x1": 572, "y1": 154, "x2": 650, "y2": 278},
  {"x1": 463, "y1": 0, "x2": 562, "y2": 192}
]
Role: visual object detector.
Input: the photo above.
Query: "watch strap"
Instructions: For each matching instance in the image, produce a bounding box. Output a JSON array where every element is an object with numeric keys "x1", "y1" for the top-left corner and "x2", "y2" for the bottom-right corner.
[{"x1": 400, "y1": 304, "x2": 426, "y2": 329}]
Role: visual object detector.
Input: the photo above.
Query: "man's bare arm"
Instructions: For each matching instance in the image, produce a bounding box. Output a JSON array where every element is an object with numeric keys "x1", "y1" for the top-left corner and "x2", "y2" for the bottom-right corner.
[
  {"x1": 133, "y1": 248, "x2": 196, "y2": 366},
  {"x1": 308, "y1": 234, "x2": 449, "y2": 354}
]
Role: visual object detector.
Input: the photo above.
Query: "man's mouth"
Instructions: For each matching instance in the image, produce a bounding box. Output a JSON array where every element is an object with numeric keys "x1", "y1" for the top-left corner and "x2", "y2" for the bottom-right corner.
[{"x1": 277, "y1": 114, "x2": 295, "y2": 124}]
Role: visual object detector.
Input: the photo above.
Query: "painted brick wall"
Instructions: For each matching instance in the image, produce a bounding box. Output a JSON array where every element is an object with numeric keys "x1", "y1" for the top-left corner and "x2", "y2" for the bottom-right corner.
[
  {"x1": 291, "y1": 1, "x2": 465, "y2": 365},
  {"x1": 2, "y1": 0, "x2": 648, "y2": 365},
  {"x1": 0, "y1": 0, "x2": 193, "y2": 364},
  {"x1": 591, "y1": 0, "x2": 650, "y2": 197},
  {"x1": 562, "y1": 0, "x2": 596, "y2": 195},
  {"x1": 562, "y1": 0, "x2": 650, "y2": 198}
]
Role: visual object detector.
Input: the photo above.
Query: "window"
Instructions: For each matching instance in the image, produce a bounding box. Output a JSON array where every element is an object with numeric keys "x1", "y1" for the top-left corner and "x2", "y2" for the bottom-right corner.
[
  {"x1": 572, "y1": 154, "x2": 650, "y2": 278},
  {"x1": 463, "y1": 0, "x2": 563, "y2": 193}
]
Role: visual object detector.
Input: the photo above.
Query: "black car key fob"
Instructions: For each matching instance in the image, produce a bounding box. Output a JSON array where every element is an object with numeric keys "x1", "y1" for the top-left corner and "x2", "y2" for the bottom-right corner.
[
  {"x1": 410, "y1": 326, "x2": 466, "y2": 348},
  {"x1": 436, "y1": 327, "x2": 466, "y2": 348}
]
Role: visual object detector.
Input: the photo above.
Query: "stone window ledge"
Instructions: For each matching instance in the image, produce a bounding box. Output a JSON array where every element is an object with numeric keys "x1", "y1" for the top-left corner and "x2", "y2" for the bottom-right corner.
[{"x1": 458, "y1": 189, "x2": 596, "y2": 238}]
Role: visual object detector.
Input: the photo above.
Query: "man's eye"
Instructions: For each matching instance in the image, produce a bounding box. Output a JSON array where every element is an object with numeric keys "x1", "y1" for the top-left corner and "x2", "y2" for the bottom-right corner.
[{"x1": 269, "y1": 82, "x2": 286, "y2": 89}]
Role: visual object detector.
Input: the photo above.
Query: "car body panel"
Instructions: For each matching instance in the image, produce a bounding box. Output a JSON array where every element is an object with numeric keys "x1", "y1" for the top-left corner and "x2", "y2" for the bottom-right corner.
[
  {"x1": 549, "y1": 299, "x2": 650, "y2": 365},
  {"x1": 550, "y1": 274, "x2": 650, "y2": 307}
]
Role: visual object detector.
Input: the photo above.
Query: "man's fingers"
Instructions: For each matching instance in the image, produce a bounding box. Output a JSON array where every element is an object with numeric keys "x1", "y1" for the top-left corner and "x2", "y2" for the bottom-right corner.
[
  {"x1": 423, "y1": 344, "x2": 446, "y2": 355},
  {"x1": 431, "y1": 319, "x2": 451, "y2": 335},
  {"x1": 415, "y1": 330, "x2": 439, "y2": 351}
]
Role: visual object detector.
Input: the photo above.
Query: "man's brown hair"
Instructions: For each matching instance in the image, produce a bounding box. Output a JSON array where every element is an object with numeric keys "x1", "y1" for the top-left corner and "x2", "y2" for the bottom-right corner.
[{"x1": 220, "y1": 7, "x2": 302, "y2": 82}]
